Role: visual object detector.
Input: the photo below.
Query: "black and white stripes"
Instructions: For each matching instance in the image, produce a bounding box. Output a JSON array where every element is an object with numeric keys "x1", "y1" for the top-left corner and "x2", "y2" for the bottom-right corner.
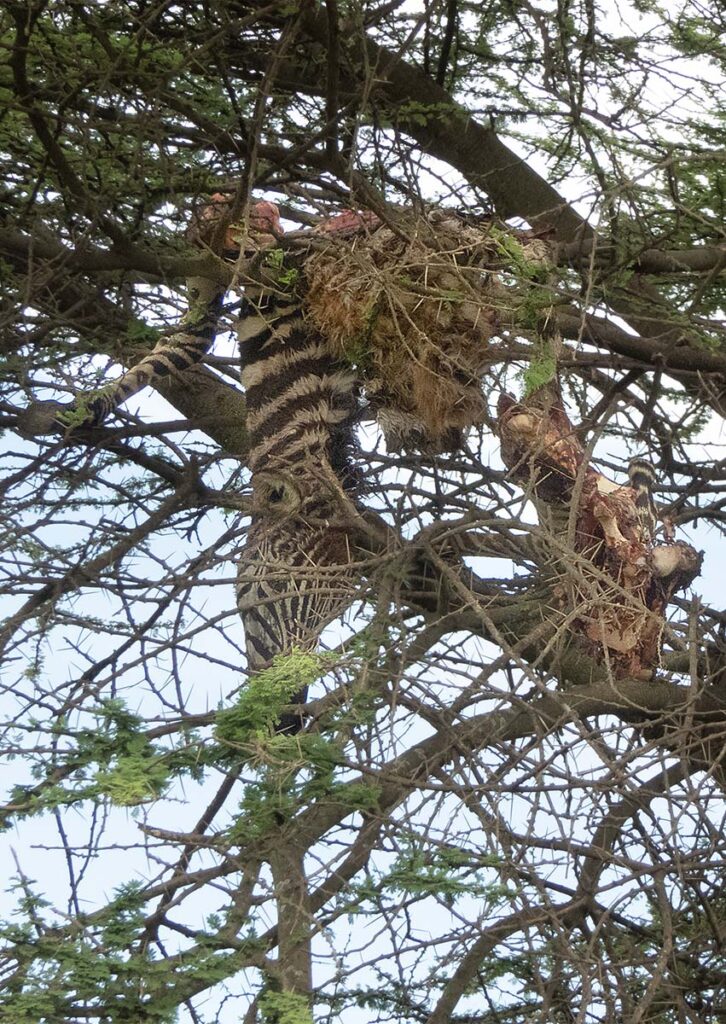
[
  {"x1": 628, "y1": 457, "x2": 658, "y2": 542},
  {"x1": 82, "y1": 280, "x2": 224, "y2": 426},
  {"x1": 238, "y1": 289, "x2": 357, "y2": 476},
  {"x1": 235, "y1": 282, "x2": 362, "y2": 732},
  {"x1": 22, "y1": 194, "x2": 364, "y2": 734}
]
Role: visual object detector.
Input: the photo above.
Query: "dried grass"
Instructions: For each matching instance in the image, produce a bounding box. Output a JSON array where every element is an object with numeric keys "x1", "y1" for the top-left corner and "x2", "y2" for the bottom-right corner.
[{"x1": 304, "y1": 212, "x2": 529, "y2": 447}]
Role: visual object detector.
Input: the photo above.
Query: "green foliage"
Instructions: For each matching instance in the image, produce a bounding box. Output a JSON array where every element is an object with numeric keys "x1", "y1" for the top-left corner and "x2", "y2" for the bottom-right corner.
[
  {"x1": 384, "y1": 841, "x2": 514, "y2": 905},
  {"x1": 511, "y1": 285, "x2": 560, "y2": 334},
  {"x1": 278, "y1": 266, "x2": 299, "y2": 288},
  {"x1": 93, "y1": 745, "x2": 170, "y2": 806},
  {"x1": 394, "y1": 99, "x2": 465, "y2": 128},
  {"x1": 521, "y1": 344, "x2": 558, "y2": 396},
  {"x1": 259, "y1": 990, "x2": 313, "y2": 1024},
  {"x1": 78, "y1": 701, "x2": 174, "y2": 806},
  {"x1": 3, "y1": 1, "x2": 725, "y2": 1021},
  {"x1": 55, "y1": 394, "x2": 100, "y2": 430},
  {"x1": 125, "y1": 318, "x2": 161, "y2": 346},
  {"x1": 492, "y1": 229, "x2": 552, "y2": 284},
  {"x1": 231, "y1": 774, "x2": 296, "y2": 842},
  {"x1": 264, "y1": 248, "x2": 286, "y2": 270},
  {"x1": 337, "y1": 781, "x2": 381, "y2": 812},
  {"x1": 215, "y1": 650, "x2": 334, "y2": 742},
  {"x1": 264, "y1": 248, "x2": 300, "y2": 289},
  {"x1": 227, "y1": 728, "x2": 381, "y2": 845},
  {"x1": 672, "y1": 14, "x2": 726, "y2": 62},
  {"x1": 0, "y1": 880, "x2": 177, "y2": 1023},
  {"x1": 3, "y1": 700, "x2": 195, "y2": 822},
  {"x1": 0, "y1": 872, "x2": 263, "y2": 1021}
]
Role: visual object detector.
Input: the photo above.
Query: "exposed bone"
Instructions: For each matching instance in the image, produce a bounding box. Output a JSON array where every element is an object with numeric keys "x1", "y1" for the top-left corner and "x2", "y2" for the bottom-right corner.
[{"x1": 496, "y1": 384, "x2": 701, "y2": 681}]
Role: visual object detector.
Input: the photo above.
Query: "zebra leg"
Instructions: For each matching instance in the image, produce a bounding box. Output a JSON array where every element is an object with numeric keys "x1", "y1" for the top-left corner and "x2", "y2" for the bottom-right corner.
[{"x1": 18, "y1": 280, "x2": 223, "y2": 435}]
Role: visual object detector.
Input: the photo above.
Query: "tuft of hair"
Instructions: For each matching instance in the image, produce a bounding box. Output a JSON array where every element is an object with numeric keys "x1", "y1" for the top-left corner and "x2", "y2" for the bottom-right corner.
[
  {"x1": 628, "y1": 457, "x2": 657, "y2": 490},
  {"x1": 628, "y1": 457, "x2": 658, "y2": 542},
  {"x1": 304, "y1": 211, "x2": 510, "y2": 445}
]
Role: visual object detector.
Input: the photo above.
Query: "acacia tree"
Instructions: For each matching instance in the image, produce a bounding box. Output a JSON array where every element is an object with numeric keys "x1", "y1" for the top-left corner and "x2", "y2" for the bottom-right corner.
[{"x1": 2, "y1": 1, "x2": 726, "y2": 1021}]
